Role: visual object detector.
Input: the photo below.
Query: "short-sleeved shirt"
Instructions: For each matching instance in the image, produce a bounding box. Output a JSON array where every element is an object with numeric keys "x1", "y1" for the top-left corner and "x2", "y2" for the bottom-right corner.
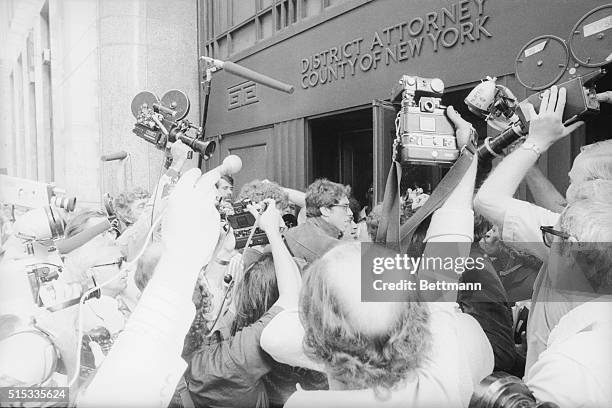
[
  {"x1": 501, "y1": 199, "x2": 572, "y2": 376},
  {"x1": 187, "y1": 305, "x2": 284, "y2": 408}
]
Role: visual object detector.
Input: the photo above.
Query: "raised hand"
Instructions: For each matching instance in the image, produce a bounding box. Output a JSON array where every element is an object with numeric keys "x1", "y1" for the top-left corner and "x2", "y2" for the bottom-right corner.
[
  {"x1": 446, "y1": 105, "x2": 476, "y2": 149},
  {"x1": 162, "y1": 168, "x2": 220, "y2": 265},
  {"x1": 524, "y1": 85, "x2": 584, "y2": 151}
]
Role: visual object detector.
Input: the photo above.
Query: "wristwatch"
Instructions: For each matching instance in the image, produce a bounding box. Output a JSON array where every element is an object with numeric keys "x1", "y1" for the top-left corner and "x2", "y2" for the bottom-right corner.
[{"x1": 520, "y1": 141, "x2": 543, "y2": 157}]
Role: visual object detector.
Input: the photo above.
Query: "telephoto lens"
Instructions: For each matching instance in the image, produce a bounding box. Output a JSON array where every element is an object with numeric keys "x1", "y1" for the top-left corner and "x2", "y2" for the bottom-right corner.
[{"x1": 469, "y1": 372, "x2": 560, "y2": 408}]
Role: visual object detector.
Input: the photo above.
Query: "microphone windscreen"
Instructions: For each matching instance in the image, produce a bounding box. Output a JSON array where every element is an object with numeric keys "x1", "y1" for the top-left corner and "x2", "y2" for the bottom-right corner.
[
  {"x1": 100, "y1": 151, "x2": 128, "y2": 161},
  {"x1": 221, "y1": 155, "x2": 242, "y2": 175}
]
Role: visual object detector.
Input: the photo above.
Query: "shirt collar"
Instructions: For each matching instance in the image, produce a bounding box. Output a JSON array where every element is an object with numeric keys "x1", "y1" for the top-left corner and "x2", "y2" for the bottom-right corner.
[{"x1": 308, "y1": 217, "x2": 343, "y2": 239}]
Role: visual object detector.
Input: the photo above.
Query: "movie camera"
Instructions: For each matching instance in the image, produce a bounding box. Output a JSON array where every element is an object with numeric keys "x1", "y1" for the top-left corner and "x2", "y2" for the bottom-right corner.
[
  {"x1": 131, "y1": 89, "x2": 216, "y2": 162},
  {"x1": 465, "y1": 4, "x2": 611, "y2": 161},
  {"x1": 392, "y1": 75, "x2": 459, "y2": 165},
  {"x1": 469, "y1": 372, "x2": 559, "y2": 408}
]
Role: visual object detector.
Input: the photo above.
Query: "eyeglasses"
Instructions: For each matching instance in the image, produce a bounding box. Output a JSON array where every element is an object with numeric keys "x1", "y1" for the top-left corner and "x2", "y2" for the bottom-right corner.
[
  {"x1": 331, "y1": 204, "x2": 351, "y2": 213},
  {"x1": 540, "y1": 226, "x2": 571, "y2": 248},
  {"x1": 91, "y1": 256, "x2": 126, "y2": 269}
]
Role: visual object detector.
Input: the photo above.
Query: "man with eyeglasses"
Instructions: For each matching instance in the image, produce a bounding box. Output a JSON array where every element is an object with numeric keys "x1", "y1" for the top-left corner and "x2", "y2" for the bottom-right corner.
[
  {"x1": 284, "y1": 178, "x2": 352, "y2": 264},
  {"x1": 474, "y1": 85, "x2": 612, "y2": 406},
  {"x1": 79, "y1": 245, "x2": 132, "y2": 336}
]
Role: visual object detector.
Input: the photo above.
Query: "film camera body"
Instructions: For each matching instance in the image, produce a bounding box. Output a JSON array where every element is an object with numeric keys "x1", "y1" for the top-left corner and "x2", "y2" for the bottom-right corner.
[
  {"x1": 131, "y1": 90, "x2": 216, "y2": 163},
  {"x1": 465, "y1": 4, "x2": 611, "y2": 161},
  {"x1": 394, "y1": 75, "x2": 459, "y2": 165},
  {"x1": 221, "y1": 199, "x2": 269, "y2": 249}
]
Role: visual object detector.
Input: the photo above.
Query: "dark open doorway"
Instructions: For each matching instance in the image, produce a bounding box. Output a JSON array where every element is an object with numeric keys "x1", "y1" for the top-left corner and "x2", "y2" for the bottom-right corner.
[{"x1": 308, "y1": 108, "x2": 373, "y2": 207}]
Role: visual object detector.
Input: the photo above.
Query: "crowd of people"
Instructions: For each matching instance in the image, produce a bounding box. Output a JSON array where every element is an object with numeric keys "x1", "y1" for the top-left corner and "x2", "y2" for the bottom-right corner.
[{"x1": 0, "y1": 85, "x2": 611, "y2": 408}]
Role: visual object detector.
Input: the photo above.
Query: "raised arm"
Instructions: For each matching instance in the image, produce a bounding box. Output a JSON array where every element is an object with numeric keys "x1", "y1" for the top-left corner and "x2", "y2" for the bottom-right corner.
[
  {"x1": 283, "y1": 187, "x2": 306, "y2": 208},
  {"x1": 79, "y1": 168, "x2": 221, "y2": 408},
  {"x1": 425, "y1": 106, "x2": 478, "y2": 244},
  {"x1": 474, "y1": 86, "x2": 583, "y2": 227},
  {"x1": 524, "y1": 165, "x2": 566, "y2": 213},
  {"x1": 255, "y1": 199, "x2": 301, "y2": 309}
]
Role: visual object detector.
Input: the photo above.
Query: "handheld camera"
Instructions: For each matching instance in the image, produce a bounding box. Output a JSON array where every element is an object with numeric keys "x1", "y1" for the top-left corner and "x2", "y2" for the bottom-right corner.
[
  {"x1": 393, "y1": 75, "x2": 459, "y2": 165},
  {"x1": 466, "y1": 4, "x2": 611, "y2": 161},
  {"x1": 221, "y1": 198, "x2": 269, "y2": 249}
]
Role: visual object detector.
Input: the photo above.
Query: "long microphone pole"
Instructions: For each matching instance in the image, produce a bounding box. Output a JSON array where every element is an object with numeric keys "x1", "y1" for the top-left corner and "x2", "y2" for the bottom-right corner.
[
  {"x1": 198, "y1": 63, "x2": 214, "y2": 169},
  {"x1": 200, "y1": 57, "x2": 295, "y2": 94}
]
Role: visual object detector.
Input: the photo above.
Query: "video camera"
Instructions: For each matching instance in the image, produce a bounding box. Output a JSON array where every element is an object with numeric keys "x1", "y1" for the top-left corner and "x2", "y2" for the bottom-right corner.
[
  {"x1": 0, "y1": 175, "x2": 78, "y2": 250},
  {"x1": 465, "y1": 4, "x2": 611, "y2": 161},
  {"x1": 392, "y1": 75, "x2": 459, "y2": 165},
  {"x1": 131, "y1": 89, "x2": 216, "y2": 163}
]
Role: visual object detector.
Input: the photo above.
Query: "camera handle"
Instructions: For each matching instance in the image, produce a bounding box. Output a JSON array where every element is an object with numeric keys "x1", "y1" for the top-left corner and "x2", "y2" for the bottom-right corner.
[{"x1": 197, "y1": 63, "x2": 217, "y2": 169}]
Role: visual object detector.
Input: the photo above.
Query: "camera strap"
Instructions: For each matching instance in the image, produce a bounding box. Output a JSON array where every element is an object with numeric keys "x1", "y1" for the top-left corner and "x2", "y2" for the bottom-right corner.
[
  {"x1": 375, "y1": 160, "x2": 402, "y2": 247},
  {"x1": 377, "y1": 141, "x2": 477, "y2": 253}
]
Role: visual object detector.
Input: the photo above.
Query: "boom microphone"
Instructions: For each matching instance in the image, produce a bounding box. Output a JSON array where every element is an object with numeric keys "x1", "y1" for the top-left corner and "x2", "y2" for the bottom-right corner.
[
  {"x1": 200, "y1": 57, "x2": 294, "y2": 94},
  {"x1": 200, "y1": 155, "x2": 242, "y2": 185},
  {"x1": 100, "y1": 151, "x2": 128, "y2": 161},
  {"x1": 56, "y1": 219, "x2": 112, "y2": 254},
  {"x1": 214, "y1": 155, "x2": 242, "y2": 177}
]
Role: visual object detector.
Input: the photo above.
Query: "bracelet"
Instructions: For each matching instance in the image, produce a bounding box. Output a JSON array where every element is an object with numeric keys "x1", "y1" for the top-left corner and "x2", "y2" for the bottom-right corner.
[
  {"x1": 214, "y1": 258, "x2": 230, "y2": 266},
  {"x1": 520, "y1": 141, "x2": 543, "y2": 158}
]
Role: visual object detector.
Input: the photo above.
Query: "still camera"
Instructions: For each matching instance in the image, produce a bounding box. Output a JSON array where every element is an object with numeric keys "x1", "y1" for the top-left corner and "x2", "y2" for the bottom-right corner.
[
  {"x1": 222, "y1": 199, "x2": 269, "y2": 249},
  {"x1": 396, "y1": 75, "x2": 459, "y2": 165}
]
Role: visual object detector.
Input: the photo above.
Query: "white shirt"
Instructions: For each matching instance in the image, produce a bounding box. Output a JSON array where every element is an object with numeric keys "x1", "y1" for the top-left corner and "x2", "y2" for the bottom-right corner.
[
  {"x1": 501, "y1": 199, "x2": 563, "y2": 375},
  {"x1": 261, "y1": 207, "x2": 494, "y2": 408},
  {"x1": 267, "y1": 303, "x2": 492, "y2": 408},
  {"x1": 82, "y1": 296, "x2": 127, "y2": 335},
  {"x1": 526, "y1": 300, "x2": 612, "y2": 408}
]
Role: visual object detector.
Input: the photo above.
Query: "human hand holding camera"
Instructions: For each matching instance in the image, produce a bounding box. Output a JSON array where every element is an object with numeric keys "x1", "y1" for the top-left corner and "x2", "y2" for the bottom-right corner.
[
  {"x1": 167, "y1": 139, "x2": 191, "y2": 175},
  {"x1": 249, "y1": 199, "x2": 282, "y2": 237},
  {"x1": 596, "y1": 91, "x2": 612, "y2": 104},
  {"x1": 524, "y1": 85, "x2": 584, "y2": 152},
  {"x1": 446, "y1": 105, "x2": 476, "y2": 149}
]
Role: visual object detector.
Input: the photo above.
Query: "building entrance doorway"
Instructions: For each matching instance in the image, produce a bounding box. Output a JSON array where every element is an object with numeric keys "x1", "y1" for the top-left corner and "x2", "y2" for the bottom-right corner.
[{"x1": 308, "y1": 108, "x2": 373, "y2": 207}]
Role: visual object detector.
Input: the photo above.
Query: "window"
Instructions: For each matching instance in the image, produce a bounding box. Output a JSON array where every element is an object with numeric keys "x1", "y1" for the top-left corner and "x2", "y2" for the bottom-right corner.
[{"x1": 200, "y1": 0, "x2": 348, "y2": 58}]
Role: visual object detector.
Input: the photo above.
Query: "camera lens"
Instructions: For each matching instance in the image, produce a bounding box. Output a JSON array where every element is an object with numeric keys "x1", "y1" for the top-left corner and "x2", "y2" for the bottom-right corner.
[{"x1": 51, "y1": 195, "x2": 77, "y2": 212}]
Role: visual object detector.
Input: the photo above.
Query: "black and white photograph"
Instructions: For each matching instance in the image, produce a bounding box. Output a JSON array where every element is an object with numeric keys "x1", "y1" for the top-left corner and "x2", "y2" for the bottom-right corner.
[{"x1": 0, "y1": 0, "x2": 611, "y2": 407}]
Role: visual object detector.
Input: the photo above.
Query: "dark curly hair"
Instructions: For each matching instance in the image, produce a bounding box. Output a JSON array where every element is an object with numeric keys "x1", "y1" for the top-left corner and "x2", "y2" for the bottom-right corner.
[
  {"x1": 112, "y1": 187, "x2": 150, "y2": 226},
  {"x1": 237, "y1": 180, "x2": 289, "y2": 210},
  {"x1": 299, "y1": 243, "x2": 432, "y2": 393},
  {"x1": 305, "y1": 179, "x2": 351, "y2": 218}
]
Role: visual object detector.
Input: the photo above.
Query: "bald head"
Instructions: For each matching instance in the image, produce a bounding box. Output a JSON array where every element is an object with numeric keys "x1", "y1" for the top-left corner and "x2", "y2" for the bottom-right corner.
[
  {"x1": 314, "y1": 243, "x2": 405, "y2": 335},
  {"x1": 300, "y1": 242, "x2": 431, "y2": 390}
]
